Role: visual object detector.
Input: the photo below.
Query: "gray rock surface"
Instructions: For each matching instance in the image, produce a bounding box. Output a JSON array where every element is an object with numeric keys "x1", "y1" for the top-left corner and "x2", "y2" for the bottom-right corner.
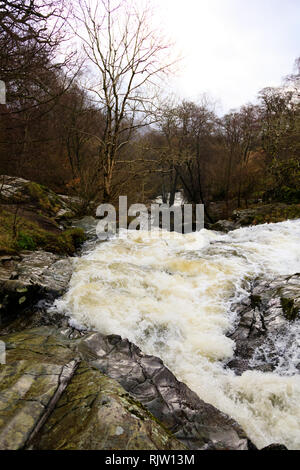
[
  {"x1": 0, "y1": 175, "x2": 75, "y2": 221},
  {"x1": 0, "y1": 325, "x2": 254, "y2": 450},
  {"x1": 210, "y1": 220, "x2": 240, "y2": 232},
  {"x1": 0, "y1": 327, "x2": 184, "y2": 451},
  {"x1": 78, "y1": 332, "x2": 251, "y2": 450},
  {"x1": 0, "y1": 251, "x2": 73, "y2": 327},
  {"x1": 227, "y1": 274, "x2": 300, "y2": 375}
]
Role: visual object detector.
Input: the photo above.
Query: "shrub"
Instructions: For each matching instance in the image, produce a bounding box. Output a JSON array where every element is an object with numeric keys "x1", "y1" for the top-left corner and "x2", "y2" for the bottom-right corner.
[{"x1": 16, "y1": 232, "x2": 36, "y2": 250}]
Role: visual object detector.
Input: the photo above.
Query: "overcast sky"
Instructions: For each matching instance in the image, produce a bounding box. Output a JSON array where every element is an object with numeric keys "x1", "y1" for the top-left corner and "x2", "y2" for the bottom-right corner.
[{"x1": 153, "y1": 0, "x2": 300, "y2": 113}]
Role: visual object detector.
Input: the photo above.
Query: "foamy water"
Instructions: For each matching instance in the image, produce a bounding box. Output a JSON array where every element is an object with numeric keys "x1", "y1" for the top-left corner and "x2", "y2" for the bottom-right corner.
[{"x1": 54, "y1": 220, "x2": 300, "y2": 449}]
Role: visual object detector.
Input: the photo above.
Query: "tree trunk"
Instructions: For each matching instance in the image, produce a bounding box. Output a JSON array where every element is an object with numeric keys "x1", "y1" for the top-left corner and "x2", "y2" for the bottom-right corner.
[{"x1": 169, "y1": 169, "x2": 178, "y2": 206}]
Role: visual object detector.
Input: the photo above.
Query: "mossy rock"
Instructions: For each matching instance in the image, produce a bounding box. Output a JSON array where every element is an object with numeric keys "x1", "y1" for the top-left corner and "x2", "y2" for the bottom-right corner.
[
  {"x1": 25, "y1": 182, "x2": 62, "y2": 216},
  {"x1": 0, "y1": 327, "x2": 186, "y2": 450},
  {"x1": 233, "y1": 204, "x2": 300, "y2": 227},
  {"x1": 32, "y1": 227, "x2": 86, "y2": 255},
  {"x1": 34, "y1": 361, "x2": 185, "y2": 451},
  {"x1": 281, "y1": 297, "x2": 299, "y2": 321}
]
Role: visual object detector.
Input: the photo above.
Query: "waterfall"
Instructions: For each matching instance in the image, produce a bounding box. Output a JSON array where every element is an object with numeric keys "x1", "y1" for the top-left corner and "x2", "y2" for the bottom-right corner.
[{"x1": 53, "y1": 219, "x2": 300, "y2": 449}]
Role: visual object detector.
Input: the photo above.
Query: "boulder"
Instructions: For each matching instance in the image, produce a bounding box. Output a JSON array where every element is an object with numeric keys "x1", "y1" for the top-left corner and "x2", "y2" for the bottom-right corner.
[
  {"x1": 0, "y1": 326, "x2": 253, "y2": 450},
  {"x1": 210, "y1": 220, "x2": 239, "y2": 233},
  {"x1": 231, "y1": 204, "x2": 300, "y2": 227},
  {"x1": 0, "y1": 251, "x2": 73, "y2": 327},
  {"x1": 78, "y1": 332, "x2": 251, "y2": 450},
  {"x1": 33, "y1": 361, "x2": 185, "y2": 451},
  {"x1": 227, "y1": 274, "x2": 300, "y2": 375},
  {"x1": 0, "y1": 327, "x2": 185, "y2": 450}
]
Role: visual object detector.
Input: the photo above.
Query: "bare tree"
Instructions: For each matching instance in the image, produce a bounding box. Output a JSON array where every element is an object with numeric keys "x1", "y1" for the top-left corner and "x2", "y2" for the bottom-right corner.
[
  {"x1": 74, "y1": 0, "x2": 174, "y2": 202},
  {"x1": 156, "y1": 99, "x2": 216, "y2": 221}
]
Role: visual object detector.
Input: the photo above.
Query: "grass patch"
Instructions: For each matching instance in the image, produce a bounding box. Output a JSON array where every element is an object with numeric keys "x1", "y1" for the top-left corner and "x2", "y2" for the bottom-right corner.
[
  {"x1": 33, "y1": 227, "x2": 86, "y2": 255},
  {"x1": 26, "y1": 182, "x2": 62, "y2": 216},
  {"x1": 16, "y1": 232, "x2": 36, "y2": 250},
  {"x1": 0, "y1": 207, "x2": 85, "y2": 255}
]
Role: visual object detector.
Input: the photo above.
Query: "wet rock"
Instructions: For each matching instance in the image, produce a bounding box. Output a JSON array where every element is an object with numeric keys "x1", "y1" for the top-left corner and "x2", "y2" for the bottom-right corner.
[
  {"x1": 0, "y1": 327, "x2": 185, "y2": 450},
  {"x1": 78, "y1": 332, "x2": 251, "y2": 450},
  {"x1": 231, "y1": 204, "x2": 300, "y2": 226},
  {"x1": 0, "y1": 327, "x2": 253, "y2": 450},
  {"x1": 0, "y1": 175, "x2": 75, "y2": 219},
  {"x1": 227, "y1": 274, "x2": 300, "y2": 375},
  {"x1": 0, "y1": 327, "x2": 76, "y2": 449},
  {"x1": 211, "y1": 203, "x2": 300, "y2": 231},
  {"x1": 261, "y1": 444, "x2": 288, "y2": 451},
  {"x1": 16, "y1": 251, "x2": 73, "y2": 296},
  {"x1": 210, "y1": 220, "x2": 240, "y2": 233},
  {"x1": 33, "y1": 361, "x2": 185, "y2": 451},
  {"x1": 0, "y1": 251, "x2": 73, "y2": 328}
]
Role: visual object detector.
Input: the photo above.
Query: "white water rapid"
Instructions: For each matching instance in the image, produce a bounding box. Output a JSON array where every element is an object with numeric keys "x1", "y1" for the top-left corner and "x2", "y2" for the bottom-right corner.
[{"x1": 54, "y1": 219, "x2": 300, "y2": 449}]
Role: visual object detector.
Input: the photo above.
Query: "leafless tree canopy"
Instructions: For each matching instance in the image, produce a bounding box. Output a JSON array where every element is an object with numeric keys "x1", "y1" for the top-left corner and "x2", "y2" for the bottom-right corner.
[
  {"x1": 0, "y1": 2, "x2": 299, "y2": 217},
  {"x1": 73, "y1": 0, "x2": 175, "y2": 201}
]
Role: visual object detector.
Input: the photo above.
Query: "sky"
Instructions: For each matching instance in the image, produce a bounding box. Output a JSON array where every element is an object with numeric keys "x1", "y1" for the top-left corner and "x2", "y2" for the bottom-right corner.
[{"x1": 152, "y1": 0, "x2": 300, "y2": 113}]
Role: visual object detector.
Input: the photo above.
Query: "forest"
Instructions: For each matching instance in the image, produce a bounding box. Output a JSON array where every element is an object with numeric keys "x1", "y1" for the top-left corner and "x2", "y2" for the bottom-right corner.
[
  {"x1": 1, "y1": 0, "x2": 300, "y2": 453},
  {"x1": 0, "y1": 0, "x2": 299, "y2": 221}
]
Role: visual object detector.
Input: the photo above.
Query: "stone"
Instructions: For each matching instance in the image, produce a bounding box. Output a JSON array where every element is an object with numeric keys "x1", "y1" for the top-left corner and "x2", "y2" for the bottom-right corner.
[
  {"x1": 0, "y1": 327, "x2": 185, "y2": 451},
  {"x1": 210, "y1": 203, "x2": 300, "y2": 231},
  {"x1": 227, "y1": 274, "x2": 300, "y2": 375},
  {"x1": 210, "y1": 220, "x2": 240, "y2": 233},
  {"x1": 78, "y1": 332, "x2": 251, "y2": 450},
  {"x1": 0, "y1": 326, "x2": 253, "y2": 450},
  {"x1": 33, "y1": 361, "x2": 185, "y2": 451},
  {"x1": 0, "y1": 251, "x2": 73, "y2": 328}
]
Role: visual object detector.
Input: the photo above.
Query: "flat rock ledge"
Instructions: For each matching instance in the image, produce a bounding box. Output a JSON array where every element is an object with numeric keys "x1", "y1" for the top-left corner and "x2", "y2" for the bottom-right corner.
[{"x1": 0, "y1": 327, "x2": 251, "y2": 451}]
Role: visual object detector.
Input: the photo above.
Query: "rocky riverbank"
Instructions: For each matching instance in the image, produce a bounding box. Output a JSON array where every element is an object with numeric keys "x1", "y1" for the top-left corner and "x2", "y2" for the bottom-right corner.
[
  {"x1": 0, "y1": 175, "x2": 85, "y2": 256},
  {"x1": 1, "y1": 177, "x2": 298, "y2": 450},
  {"x1": 210, "y1": 203, "x2": 300, "y2": 232},
  {"x1": 0, "y1": 250, "x2": 73, "y2": 330},
  {"x1": 0, "y1": 246, "x2": 254, "y2": 450}
]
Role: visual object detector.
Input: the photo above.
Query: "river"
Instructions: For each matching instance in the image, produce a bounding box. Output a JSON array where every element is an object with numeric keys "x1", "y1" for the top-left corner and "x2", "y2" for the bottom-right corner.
[{"x1": 53, "y1": 219, "x2": 300, "y2": 449}]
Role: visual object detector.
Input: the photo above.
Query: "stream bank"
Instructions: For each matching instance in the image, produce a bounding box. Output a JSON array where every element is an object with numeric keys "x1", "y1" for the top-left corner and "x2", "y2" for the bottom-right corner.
[{"x1": 1, "y1": 178, "x2": 299, "y2": 450}]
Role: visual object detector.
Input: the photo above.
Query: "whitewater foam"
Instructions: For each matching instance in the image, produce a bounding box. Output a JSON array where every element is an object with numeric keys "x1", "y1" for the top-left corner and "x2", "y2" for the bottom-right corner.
[{"x1": 53, "y1": 220, "x2": 300, "y2": 449}]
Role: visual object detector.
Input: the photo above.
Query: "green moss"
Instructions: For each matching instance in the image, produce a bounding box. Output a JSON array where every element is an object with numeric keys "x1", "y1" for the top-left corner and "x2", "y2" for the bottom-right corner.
[
  {"x1": 122, "y1": 393, "x2": 173, "y2": 437},
  {"x1": 281, "y1": 297, "x2": 299, "y2": 321},
  {"x1": 250, "y1": 204, "x2": 300, "y2": 226},
  {"x1": 26, "y1": 182, "x2": 62, "y2": 216},
  {"x1": 0, "y1": 207, "x2": 85, "y2": 256},
  {"x1": 32, "y1": 227, "x2": 86, "y2": 255},
  {"x1": 16, "y1": 232, "x2": 36, "y2": 250}
]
